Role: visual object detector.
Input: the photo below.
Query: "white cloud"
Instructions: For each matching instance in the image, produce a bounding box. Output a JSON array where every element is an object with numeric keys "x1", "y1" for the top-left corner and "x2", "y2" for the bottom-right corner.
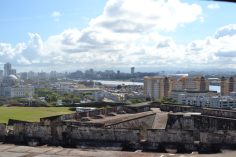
[
  {"x1": 17, "y1": 56, "x2": 31, "y2": 65},
  {"x1": 215, "y1": 24, "x2": 236, "y2": 38},
  {"x1": 51, "y1": 11, "x2": 61, "y2": 22},
  {"x1": 207, "y1": 3, "x2": 220, "y2": 10},
  {"x1": 0, "y1": 43, "x2": 26, "y2": 58},
  {"x1": 6, "y1": 0, "x2": 236, "y2": 71},
  {"x1": 90, "y1": 0, "x2": 202, "y2": 32},
  {"x1": 184, "y1": 24, "x2": 236, "y2": 69}
]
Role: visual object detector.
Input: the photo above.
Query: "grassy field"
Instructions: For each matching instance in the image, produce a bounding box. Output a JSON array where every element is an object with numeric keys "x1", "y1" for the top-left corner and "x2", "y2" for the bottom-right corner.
[{"x1": 0, "y1": 107, "x2": 74, "y2": 123}]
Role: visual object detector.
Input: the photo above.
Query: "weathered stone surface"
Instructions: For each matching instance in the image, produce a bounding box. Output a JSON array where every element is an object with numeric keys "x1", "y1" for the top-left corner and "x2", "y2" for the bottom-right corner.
[
  {"x1": 166, "y1": 114, "x2": 236, "y2": 131},
  {"x1": 193, "y1": 115, "x2": 236, "y2": 131},
  {"x1": 166, "y1": 114, "x2": 195, "y2": 130},
  {"x1": 3, "y1": 104, "x2": 236, "y2": 152},
  {"x1": 70, "y1": 126, "x2": 140, "y2": 142},
  {"x1": 157, "y1": 103, "x2": 236, "y2": 119},
  {"x1": 200, "y1": 131, "x2": 236, "y2": 144},
  {"x1": 147, "y1": 129, "x2": 194, "y2": 143},
  {"x1": 0, "y1": 123, "x2": 6, "y2": 141},
  {"x1": 108, "y1": 114, "x2": 156, "y2": 129}
]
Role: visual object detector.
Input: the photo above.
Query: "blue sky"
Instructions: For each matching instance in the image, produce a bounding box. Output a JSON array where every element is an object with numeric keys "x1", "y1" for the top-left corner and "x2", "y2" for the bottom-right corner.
[
  {"x1": 0, "y1": 0, "x2": 236, "y2": 72},
  {"x1": 170, "y1": 0, "x2": 236, "y2": 44},
  {"x1": 0, "y1": 0, "x2": 106, "y2": 44}
]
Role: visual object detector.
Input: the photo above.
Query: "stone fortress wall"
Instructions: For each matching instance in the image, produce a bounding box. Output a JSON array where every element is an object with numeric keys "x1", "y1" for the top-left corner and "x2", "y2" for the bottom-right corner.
[
  {"x1": 0, "y1": 103, "x2": 236, "y2": 153},
  {"x1": 0, "y1": 123, "x2": 6, "y2": 141}
]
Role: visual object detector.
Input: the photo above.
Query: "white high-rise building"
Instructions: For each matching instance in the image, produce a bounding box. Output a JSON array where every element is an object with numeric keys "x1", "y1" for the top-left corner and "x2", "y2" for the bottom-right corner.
[{"x1": 4, "y1": 63, "x2": 12, "y2": 76}]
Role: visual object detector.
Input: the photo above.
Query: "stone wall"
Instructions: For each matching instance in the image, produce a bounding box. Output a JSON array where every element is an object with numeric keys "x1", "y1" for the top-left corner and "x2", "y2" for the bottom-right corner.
[
  {"x1": 4, "y1": 103, "x2": 236, "y2": 152},
  {"x1": 156, "y1": 103, "x2": 236, "y2": 119},
  {"x1": 146, "y1": 129, "x2": 194, "y2": 143},
  {"x1": 6, "y1": 120, "x2": 236, "y2": 151},
  {"x1": 10, "y1": 123, "x2": 141, "y2": 146},
  {"x1": 71, "y1": 102, "x2": 126, "y2": 107},
  {"x1": 166, "y1": 114, "x2": 195, "y2": 130},
  {"x1": 124, "y1": 106, "x2": 151, "y2": 113},
  {"x1": 108, "y1": 114, "x2": 156, "y2": 129},
  {"x1": 159, "y1": 104, "x2": 197, "y2": 112},
  {"x1": 12, "y1": 123, "x2": 52, "y2": 144},
  {"x1": 193, "y1": 115, "x2": 236, "y2": 131},
  {"x1": 40, "y1": 106, "x2": 125, "y2": 124},
  {"x1": 200, "y1": 131, "x2": 236, "y2": 145},
  {"x1": 69, "y1": 126, "x2": 140, "y2": 143},
  {"x1": 0, "y1": 123, "x2": 6, "y2": 141},
  {"x1": 202, "y1": 108, "x2": 236, "y2": 119},
  {"x1": 166, "y1": 114, "x2": 236, "y2": 131},
  {"x1": 40, "y1": 113, "x2": 77, "y2": 125}
]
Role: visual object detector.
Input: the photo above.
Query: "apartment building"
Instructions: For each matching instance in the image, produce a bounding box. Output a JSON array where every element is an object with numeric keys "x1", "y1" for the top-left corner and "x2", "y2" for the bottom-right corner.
[{"x1": 144, "y1": 76, "x2": 171, "y2": 100}]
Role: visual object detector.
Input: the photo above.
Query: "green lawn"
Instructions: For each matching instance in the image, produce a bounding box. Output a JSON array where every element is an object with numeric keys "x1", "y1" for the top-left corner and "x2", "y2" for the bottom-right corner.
[{"x1": 0, "y1": 107, "x2": 75, "y2": 123}]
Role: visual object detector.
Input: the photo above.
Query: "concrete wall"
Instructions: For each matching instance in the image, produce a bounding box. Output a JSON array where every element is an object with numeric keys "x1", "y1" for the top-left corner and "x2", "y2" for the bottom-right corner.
[{"x1": 0, "y1": 123, "x2": 6, "y2": 141}]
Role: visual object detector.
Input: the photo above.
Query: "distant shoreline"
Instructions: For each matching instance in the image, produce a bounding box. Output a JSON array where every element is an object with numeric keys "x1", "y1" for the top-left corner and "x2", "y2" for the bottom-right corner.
[{"x1": 94, "y1": 80, "x2": 143, "y2": 86}]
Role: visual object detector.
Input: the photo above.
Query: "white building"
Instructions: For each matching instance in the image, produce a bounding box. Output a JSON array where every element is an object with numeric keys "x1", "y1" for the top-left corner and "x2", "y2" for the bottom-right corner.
[
  {"x1": 0, "y1": 75, "x2": 34, "y2": 98},
  {"x1": 93, "y1": 90, "x2": 125, "y2": 102},
  {"x1": 177, "y1": 93, "x2": 236, "y2": 109}
]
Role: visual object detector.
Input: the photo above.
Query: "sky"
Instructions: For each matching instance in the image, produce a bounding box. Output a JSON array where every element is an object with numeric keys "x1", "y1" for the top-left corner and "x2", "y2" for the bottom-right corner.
[{"x1": 0, "y1": 0, "x2": 236, "y2": 72}]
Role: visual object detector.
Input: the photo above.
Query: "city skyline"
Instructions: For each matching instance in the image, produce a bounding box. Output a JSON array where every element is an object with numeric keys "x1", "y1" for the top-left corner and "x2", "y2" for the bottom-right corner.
[{"x1": 1, "y1": 0, "x2": 236, "y2": 72}]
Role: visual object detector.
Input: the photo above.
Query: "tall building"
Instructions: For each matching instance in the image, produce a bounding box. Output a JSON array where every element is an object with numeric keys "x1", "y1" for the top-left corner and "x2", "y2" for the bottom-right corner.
[
  {"x1": 221, "y1": 76, "x2": 236, "y2": 96},
  {"x1": 11, "y1": 69, "x2": 16, "y2": 75},
  {"x1": 28, "y1": 71, "x2": 35, "y2": 80},
  {"x1": 172, "y1": 76, "x2": 209, "y2": 91},
  {"x1": 50, "y1": 71, "x2": 57, "y2": 79},
  {"x1": 131, "y1": 67, "x2": 135, "y2": 75},
  {"x1": 0, "y1": 70, "x2": 3, "y2": 79},
  {"x1": 38, "y1": 72, "x2": 48, "y2": 80},
  {"x1": 117, "y1": 70, "x2": 120, "y2": 76},
  {"x1": 20, "y1": 72, "x2": 28, "y2": 80},
  {"x1": 144, "y1": 76, "x2": 171, "y2": 100},
  {"x1": 4, "y1": 63, "x2": 11, "y2": 76}
]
